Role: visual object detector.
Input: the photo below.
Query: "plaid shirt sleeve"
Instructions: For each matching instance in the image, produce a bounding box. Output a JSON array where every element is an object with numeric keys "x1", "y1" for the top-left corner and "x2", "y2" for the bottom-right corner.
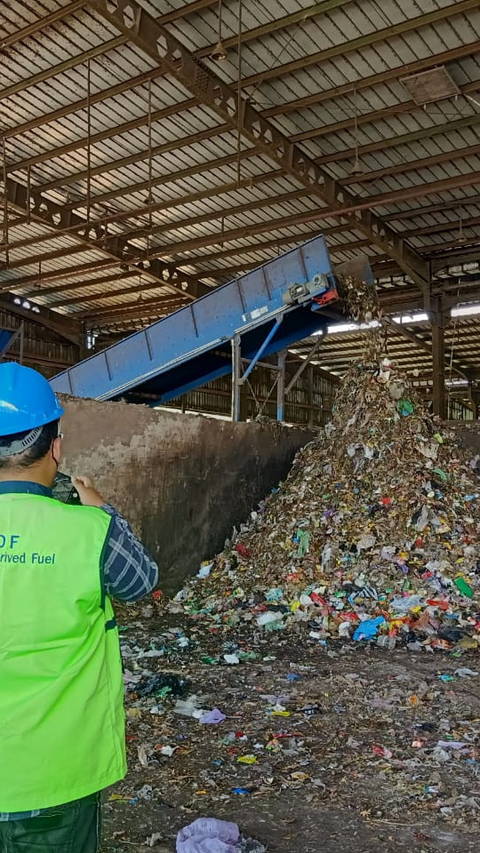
[{"x1": 101, "y1": 504, "x2": 159, "y2": 602}]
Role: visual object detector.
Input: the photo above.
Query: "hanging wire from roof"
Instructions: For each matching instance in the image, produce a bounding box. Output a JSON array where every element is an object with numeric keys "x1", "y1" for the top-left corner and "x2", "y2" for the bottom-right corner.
[
  {"x1": 237, "y1": 0, "x2": 243, "y2": 187},
  {"x1": 86, "y1": 57, "x2": 91, "y2": 227},
  {"x1": 351, "y1": 85, "x2": 364, "y2": 177}
]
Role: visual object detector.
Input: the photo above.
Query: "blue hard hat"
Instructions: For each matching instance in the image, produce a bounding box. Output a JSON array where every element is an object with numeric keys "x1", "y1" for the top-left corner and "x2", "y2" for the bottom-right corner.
[{"x1": 0, "y1": 362, "x2": 64, "y2": 437}]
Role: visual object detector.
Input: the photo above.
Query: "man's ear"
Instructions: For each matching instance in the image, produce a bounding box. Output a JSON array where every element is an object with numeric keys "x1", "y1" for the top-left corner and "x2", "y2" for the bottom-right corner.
[{"x1": 52, "y1": 435, "x2": 63, "y2": 460}]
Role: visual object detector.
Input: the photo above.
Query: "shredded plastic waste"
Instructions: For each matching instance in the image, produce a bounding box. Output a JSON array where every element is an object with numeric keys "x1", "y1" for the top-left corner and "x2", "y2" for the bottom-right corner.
[{"x1": 169, "y1": 282, "x2": 480, "y2": 652}]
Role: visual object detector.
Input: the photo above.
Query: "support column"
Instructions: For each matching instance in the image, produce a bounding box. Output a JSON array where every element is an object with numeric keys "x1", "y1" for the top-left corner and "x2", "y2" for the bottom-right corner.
[
  {"x1": 276, "y1": 349, "x2": 286, "y2": 422},
  {"x1": 469, "y1": 385, "x2": 480, "y2": 420},
  {"x1": 231, "y1": 334, "x2": 242, "y2": 422},
  {"x1": 307, "y1": 365, "x2": 315, "y2": 428},
  {"x1": 240, "y1": 380, "x2": 248, "y2": 421},
  {"x1": 431, "y1": 297, "x2": 446, "y2": 419}
]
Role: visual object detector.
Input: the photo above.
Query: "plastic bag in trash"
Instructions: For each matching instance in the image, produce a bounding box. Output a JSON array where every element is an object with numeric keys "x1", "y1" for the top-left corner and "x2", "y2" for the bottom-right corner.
[
  {"x1": 353, "y1": 616, "x2": 385, "y2": 641},
  {"x1": 176, "y1": 819, "x2": 266, "y2": 853},
  {"x1": 176, "y1": 818, "x2": 240, "y2": 853}
]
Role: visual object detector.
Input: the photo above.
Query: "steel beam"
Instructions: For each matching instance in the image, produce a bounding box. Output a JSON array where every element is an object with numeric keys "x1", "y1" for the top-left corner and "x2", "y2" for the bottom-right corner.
[
  {"x1": 3, "y1": 171, "x2": 282, "y2": 255},
  {"x1": 8, "y1": 78, "x2": 477, "y2": 193},
  {"x1": 196, "y1": 0, "x2": 351, "y2": 59},
  {"x1": 292, "y1": 80, "x2": 480, "y2": 144},
  {"x1": 1, "y1": 259, "x2": 114, "y2": 289},
  {"x1": 338, "y1": 142, "x2": 480, "y2": 188},
  {"x1": 80, "y1": 294, "x2": 183, "y2": 318},
  {"x1": 387, "y1": 196, "x2": 480, "y2": 223},
  {"x1": 145, "y1": 216, "x2": 369, "y2": 261},
  {"x1": 8, "y1": 57, "x2": 480, "y2": 199},
  {"x1": 240, "y1": 0, "x2": 479, "y2": 88},
  {"x1": 322, "y1": 171, "x2": 480, "y2": 218},
  {"x1": 86, "y1": 306, "x2": 184, "y2": 326},
  {"x1": 147, "y1": 205, "x2": 480, "y2": 281},
  {"x1": 24, "y1": 142, "x2": 480, "y2": 265},
  {"x1": 0, "y1": 295, "x2": 83, "y2": 345},
  {"x1": 2, "y1": 176, "x2": 210, "y2": 301},
  {"x1": 430, "y1": 246, "x2": 480, "y2": 270},
  {"x1": 6, "y1": 76, "x2": 195, "y2": 141},
  {"x1": 9, "y1": 184, "x2": 320, "y2": 286},
  {"x1": 39, "y1": 121, "x2": 225, "y2": 192},
  {"x1": 34, "y1": 269, "x2": 139, "y2": 300},
  {"x1": 11, "y1": 99, "x2": 198, "y2": 172},
  {"x1": 383, "y1": 317, "x2": 471, "y2": 381},
  {"x1": 443, "y1": 287, "x2": 480, "y2": 310},
  {"x1": 403, "y1": 214, "x2": 480, "y2": 240},
  {"x1": 62, "y1": 149, "x2": 255, "y2": 211},
  {"x1": 0, "y1": 36, "x2": 125, "y2": 102},
  {"x1": 427, "y1": 235, "x2": 480, "y2": 255},
  {"x1": 7, "y1": 34, "x2": 480, "y2": 163},
  {"x1": 285, "y1": 338, "x2": 324, "y2": 394},
  {"x1": 113, "y1": 200, "x2": 480, "y2": 265},
  {"x1": 181, "y1": 230, "x2": 372, "y2": 266},
  {"x1": 1, "y1": 0, "x2": 88, "y2": 48},
  {"x1": 87, "y1": 0, "x2": 431, "y2": 293},
  {"x1": 316, "y1": 113, "x2": 480, "y2": 168},
  {"x1": 0, "y1": 0, "x2": 216, "y2": 103},
  {"x1": 82, "y1": 305, "x2": 185, "y2": 328},
  {"x1": 116, "y1": 188, "x2": 310, "y2": 245},
  {"x1": 82, "y1": 296, "x2": 185, "y2": 322},
  {"x1": 163, "y1": 231, "x2": 370, "y2": 264},
  {"x1": 159, "y1": 0, "x2": 217, "y2": 24},
  {"x1": 52, "y1": 278, "x2": 185, "y2": 308},
  {"x1": 3, "y1": 244, "x2": 88, "y2": 273},
  {"x1": 263, "y1": 39, "x2": 480, "y2": 118}
]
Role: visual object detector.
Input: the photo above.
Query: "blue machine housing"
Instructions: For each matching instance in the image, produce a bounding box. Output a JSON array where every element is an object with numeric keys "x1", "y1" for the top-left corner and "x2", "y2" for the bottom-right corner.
[{"x1": 51, "y1": 235, "x2": 341, "y2": 404}]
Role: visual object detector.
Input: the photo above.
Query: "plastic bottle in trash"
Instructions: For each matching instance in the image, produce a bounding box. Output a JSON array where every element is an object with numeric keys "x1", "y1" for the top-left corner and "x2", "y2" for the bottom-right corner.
[{"x1": 377, "y1": 635, "x2": 396, "y2": 650}]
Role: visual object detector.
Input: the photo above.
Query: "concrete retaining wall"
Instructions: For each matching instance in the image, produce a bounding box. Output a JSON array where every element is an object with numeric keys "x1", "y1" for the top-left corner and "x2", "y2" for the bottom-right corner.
[{"x1": 59, "y1": 397, "x2": 314, "y2": 594}]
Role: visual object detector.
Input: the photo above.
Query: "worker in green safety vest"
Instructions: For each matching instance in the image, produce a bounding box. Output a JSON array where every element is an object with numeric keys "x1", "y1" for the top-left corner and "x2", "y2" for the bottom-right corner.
[{"x1": 0, "y1": 362, "x2": 158, "y2": 852}]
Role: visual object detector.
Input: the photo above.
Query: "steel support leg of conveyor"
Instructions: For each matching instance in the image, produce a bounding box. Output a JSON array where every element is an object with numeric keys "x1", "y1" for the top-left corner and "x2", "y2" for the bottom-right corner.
[
  {"x1": 285, "y1": 337, "x2": 323, "y2": 395},
  {"x1": 239, "y1": 317, "x2": 283, "y2": 385},
  {"x1": 277, "y1": 349, "x2": 286, "y2": 422},
  {"x1": 231, "y1": 334, "x2": 242, "y2": 422}
]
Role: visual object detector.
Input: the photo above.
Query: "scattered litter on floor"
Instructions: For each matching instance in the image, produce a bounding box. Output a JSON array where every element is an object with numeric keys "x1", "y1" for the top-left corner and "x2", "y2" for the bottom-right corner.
[{"x1": 104, "y1": 277, "x2": 480, "y2": 851}]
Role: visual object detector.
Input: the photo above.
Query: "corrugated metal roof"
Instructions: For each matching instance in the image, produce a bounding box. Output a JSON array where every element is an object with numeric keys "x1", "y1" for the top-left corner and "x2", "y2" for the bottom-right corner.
[{"x1": 0, "y1": 0, "x2": 479, "y2": 386}]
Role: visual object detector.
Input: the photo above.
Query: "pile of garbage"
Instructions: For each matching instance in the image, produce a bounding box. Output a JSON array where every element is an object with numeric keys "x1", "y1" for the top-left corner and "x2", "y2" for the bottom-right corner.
[{"x1": 169, "y1": 282, "x2": 480, "y2": 651}]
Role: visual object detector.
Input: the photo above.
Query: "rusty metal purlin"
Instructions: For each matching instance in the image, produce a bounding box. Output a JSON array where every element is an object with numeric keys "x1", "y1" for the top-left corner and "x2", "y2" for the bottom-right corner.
[
  {"x1": 52, "y1": 276, "x2": 180, "y2": 308},
  {"x1": 2, "y1": 139, "x2": 9, "y2": 268},
  {"x1": 0, "y1": 0, "x2": 89, "y2": 49},
  {"x1": 87, "y1": 0, "x2": 430, "y2": 293},
  {"x1": 0, "y1": 294, "x2": 83, "y2": 344},
  {"x1": 240, "y1": 0, "x2": 480, "y2": 89},
  {"x1": 1, "y1": 165, "x2": 477, "y2": 268},
  {"x1": 3, "y1": 177, "x2": 209, "y2": 301},
  {"x1": 0, "y1": 170, "x2": 283, "y2": 255}
]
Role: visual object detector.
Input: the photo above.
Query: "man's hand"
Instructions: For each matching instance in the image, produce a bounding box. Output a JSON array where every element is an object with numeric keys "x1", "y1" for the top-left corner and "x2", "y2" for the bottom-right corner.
[{"x1": 72, "y1": 476, "x2": 105, "y2": 508}]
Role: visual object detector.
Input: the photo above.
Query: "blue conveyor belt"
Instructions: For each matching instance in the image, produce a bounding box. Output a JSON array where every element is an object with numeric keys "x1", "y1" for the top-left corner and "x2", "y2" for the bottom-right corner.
[{"x1": 51, "y1": 235, "x2": 343, "y2": 403}]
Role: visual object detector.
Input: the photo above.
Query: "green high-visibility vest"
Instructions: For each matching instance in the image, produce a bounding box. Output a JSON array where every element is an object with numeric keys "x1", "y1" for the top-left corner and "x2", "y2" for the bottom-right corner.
[{"x1": 0, "y1": 493, "x2": 127, "y2": 812}]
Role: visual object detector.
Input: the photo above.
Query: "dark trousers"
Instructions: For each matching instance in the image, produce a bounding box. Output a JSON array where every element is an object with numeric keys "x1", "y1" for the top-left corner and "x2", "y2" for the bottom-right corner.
[{"x1": 0, "y1": 793, "x2": 101, "y2": 852}]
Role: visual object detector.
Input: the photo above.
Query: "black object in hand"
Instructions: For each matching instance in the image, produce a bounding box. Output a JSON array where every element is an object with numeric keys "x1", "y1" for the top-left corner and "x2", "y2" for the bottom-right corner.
[{"x1": 52, "y1": 472, "x2": 81, "y2": 505}]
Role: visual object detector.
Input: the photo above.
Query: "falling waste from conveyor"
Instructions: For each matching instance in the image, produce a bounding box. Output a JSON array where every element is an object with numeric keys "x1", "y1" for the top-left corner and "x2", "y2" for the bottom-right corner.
[{"x1": 170, "y1": 272, "x2": 480, "y2": 651}]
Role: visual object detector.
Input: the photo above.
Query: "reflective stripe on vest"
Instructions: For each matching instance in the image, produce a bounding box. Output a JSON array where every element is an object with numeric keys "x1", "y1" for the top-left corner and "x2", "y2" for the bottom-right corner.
[{"x1": 0, "y1": 493, "x2": 127, "y2": 811}]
